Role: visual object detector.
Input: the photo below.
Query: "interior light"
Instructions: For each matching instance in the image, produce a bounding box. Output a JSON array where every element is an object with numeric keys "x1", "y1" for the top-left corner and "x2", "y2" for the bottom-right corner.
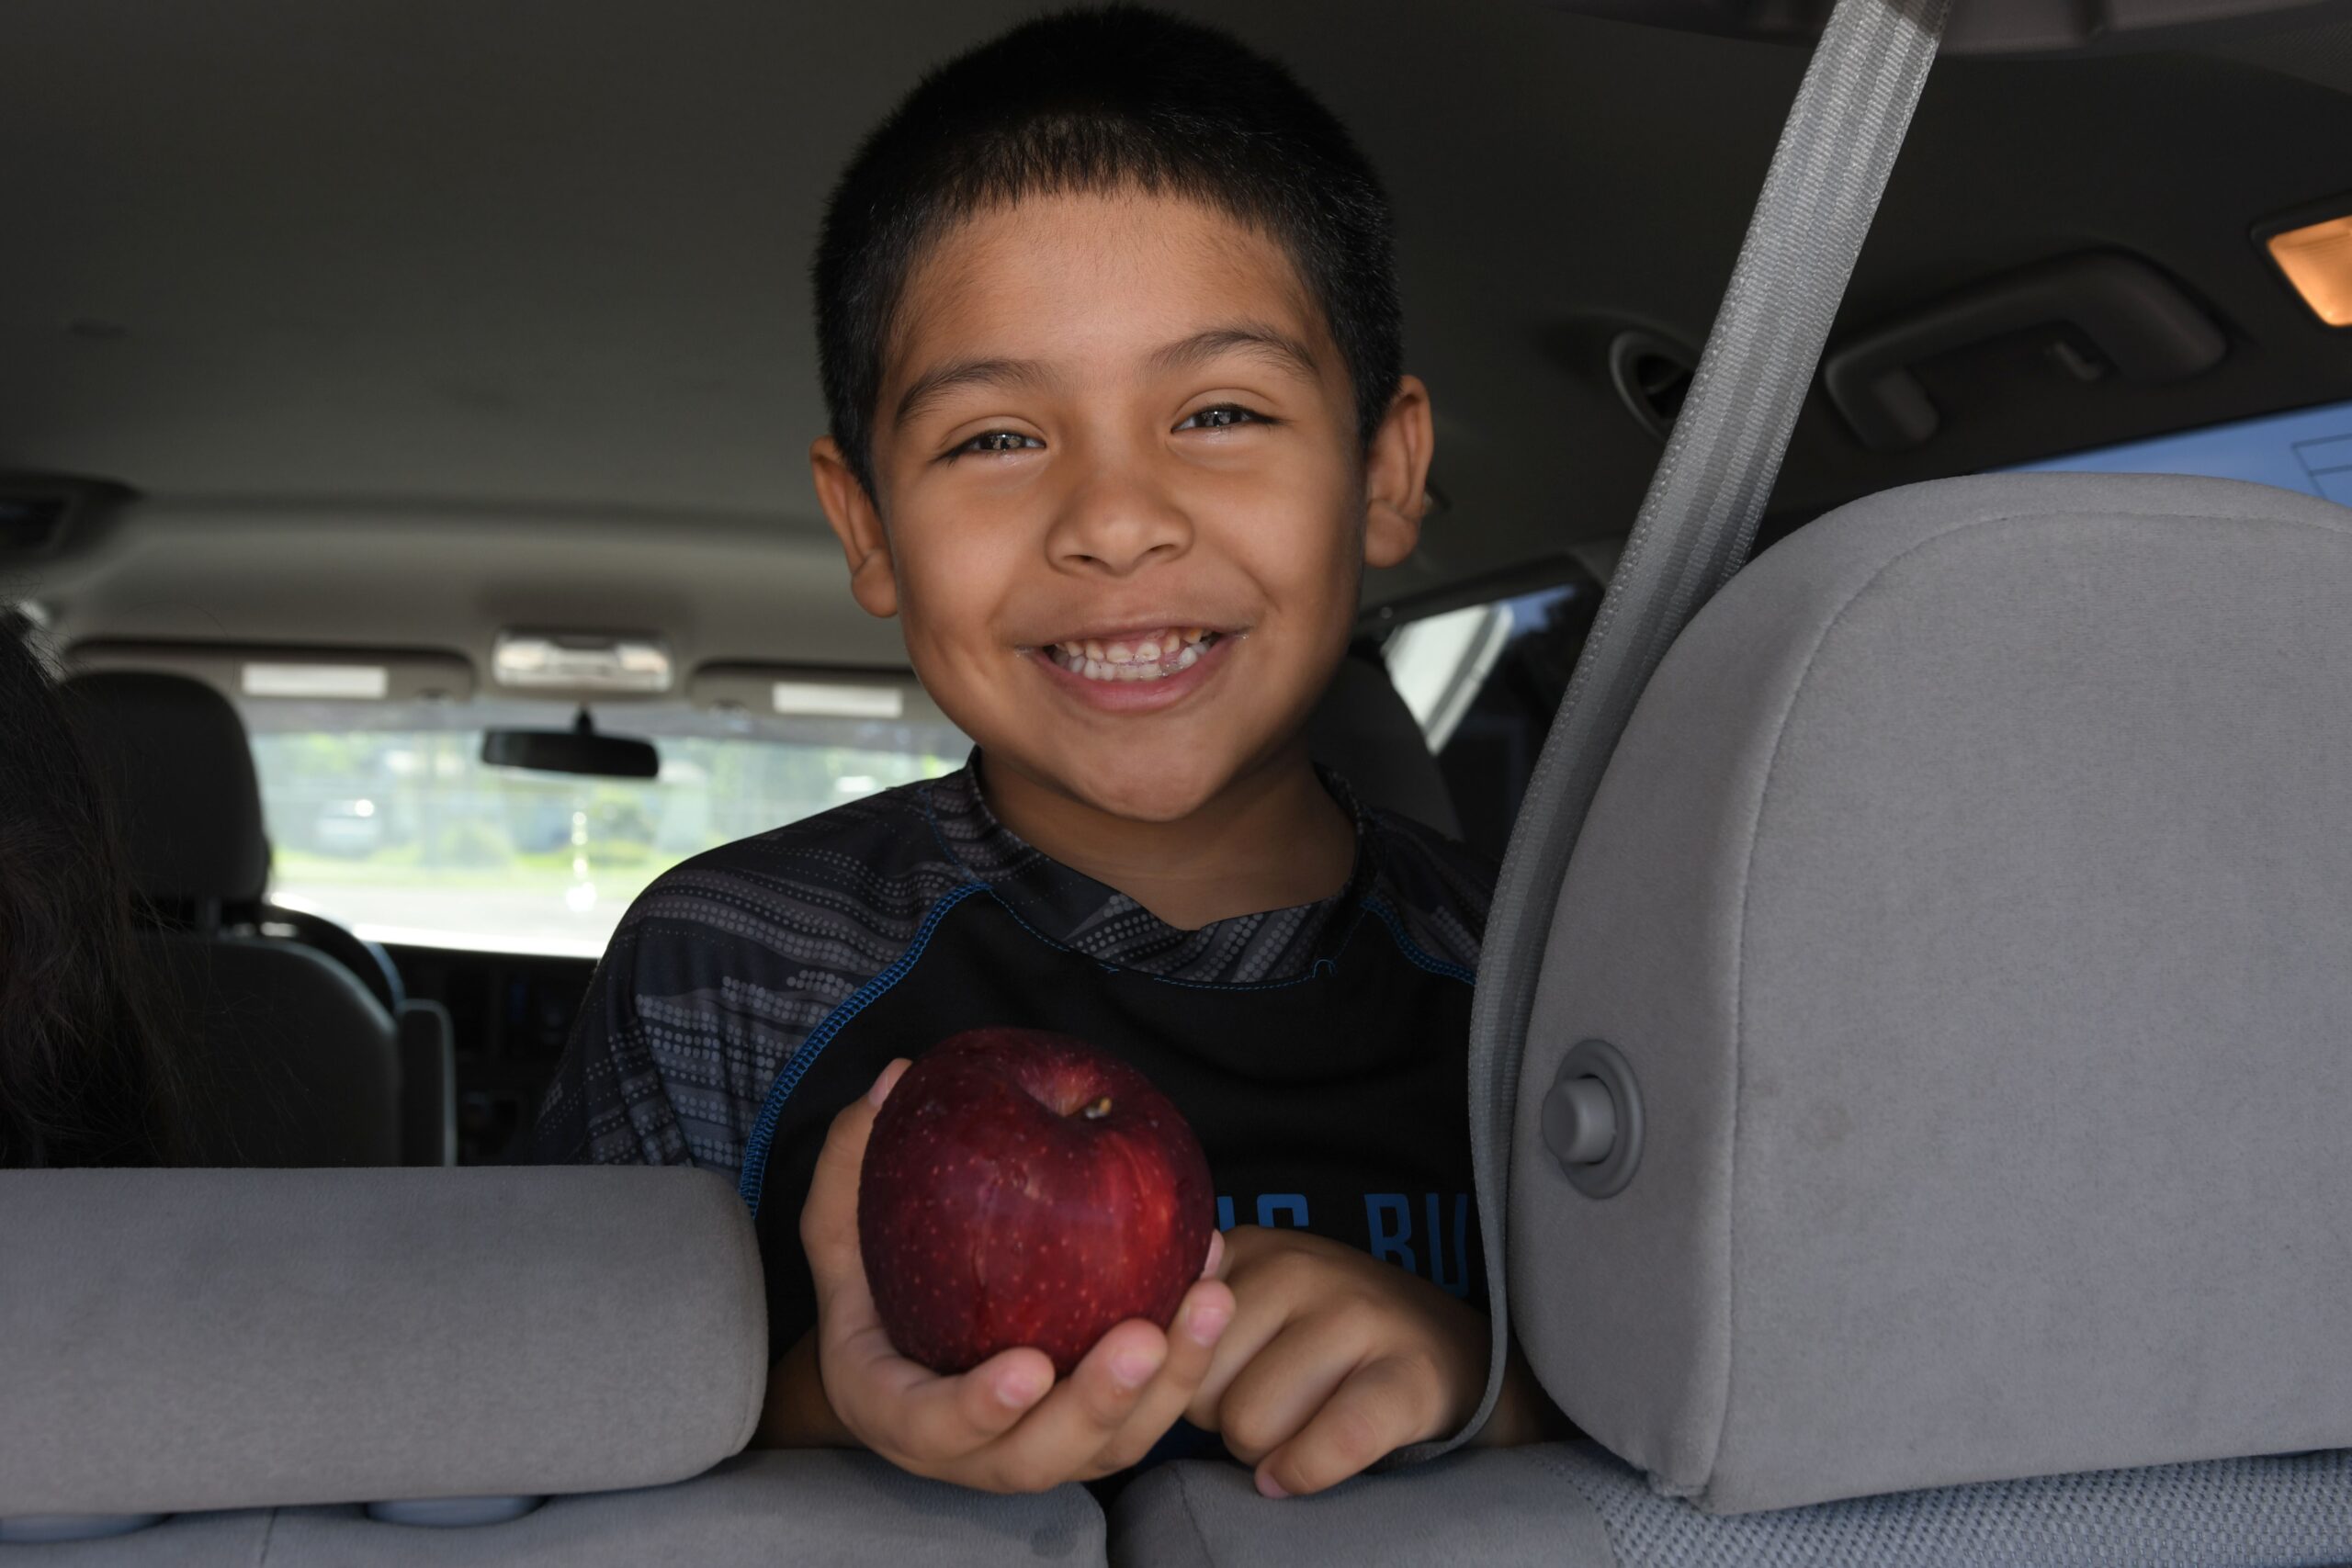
[
  {"x1": 492, "y1": 633, "x2": 673, "y2": 693},
  {"x1": 242, "y1": 662, "x2": 391, "y2": 699},
  {"x1": 2266, "y1": 212, "x2": 2352, "y2": 327},
  {"x1": 772, "y1": 680, "x2": 905, "y2": 719}
]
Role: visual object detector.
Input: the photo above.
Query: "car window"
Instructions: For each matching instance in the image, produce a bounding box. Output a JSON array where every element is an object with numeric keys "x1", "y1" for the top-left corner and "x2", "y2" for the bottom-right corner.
[
  {"x1": 1379, "y1": 570, "x2": 1603, "y2": 860},
  {"x1": 2003, "y1": 393, "x2": 2352, "y2": 502},
  {"x1": 241, "y1": 698, "x2": 970, "y2": 958}
]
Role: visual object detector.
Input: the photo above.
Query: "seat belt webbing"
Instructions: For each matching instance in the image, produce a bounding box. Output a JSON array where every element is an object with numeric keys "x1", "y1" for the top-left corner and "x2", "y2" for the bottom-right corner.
[{"x1": 1426, "y1": 0, "x2": 1952, "y2": 1459}]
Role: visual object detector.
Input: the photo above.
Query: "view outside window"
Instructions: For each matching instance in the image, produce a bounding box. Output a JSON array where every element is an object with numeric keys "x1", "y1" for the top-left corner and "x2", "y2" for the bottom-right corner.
[
  {"x1": 242, "y1": 698, "x2": 969, "y2": 957},
  {"x1": 2004, "y1": 394, "x2": 2352, "y2": 502}
]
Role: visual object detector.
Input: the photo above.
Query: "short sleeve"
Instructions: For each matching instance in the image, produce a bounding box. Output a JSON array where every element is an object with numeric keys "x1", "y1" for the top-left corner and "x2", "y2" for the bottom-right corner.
[{"x1": 522, "y1": 916, "x2": 693, "y2": 1168}]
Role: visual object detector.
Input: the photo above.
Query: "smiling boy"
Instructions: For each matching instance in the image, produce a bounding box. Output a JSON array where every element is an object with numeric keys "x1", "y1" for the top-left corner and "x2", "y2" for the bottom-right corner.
[{"x1": 530, "y1": 5, "x2": 1552, "y2": 1495}]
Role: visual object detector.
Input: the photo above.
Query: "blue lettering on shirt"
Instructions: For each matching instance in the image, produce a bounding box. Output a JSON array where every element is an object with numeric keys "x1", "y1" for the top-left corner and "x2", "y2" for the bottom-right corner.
[
  {"x1": 1365, "y1": 1193, "x2": 1417, "y2": 1273},
  {"x1": 1256, "y1": 1193, "x2": 1309, "y2": 1228}
]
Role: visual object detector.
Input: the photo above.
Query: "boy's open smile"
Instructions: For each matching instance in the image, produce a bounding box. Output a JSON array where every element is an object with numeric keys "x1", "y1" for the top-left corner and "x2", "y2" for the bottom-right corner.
[{"x1": 1024, "y1": 626, "x2": 1236, "y2": 711}]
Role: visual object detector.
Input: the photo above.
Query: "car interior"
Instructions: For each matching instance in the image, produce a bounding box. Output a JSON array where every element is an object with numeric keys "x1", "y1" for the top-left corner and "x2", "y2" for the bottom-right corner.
[{"x1": 4, "y1": 0, "x2": 2351, "y2": 1562}]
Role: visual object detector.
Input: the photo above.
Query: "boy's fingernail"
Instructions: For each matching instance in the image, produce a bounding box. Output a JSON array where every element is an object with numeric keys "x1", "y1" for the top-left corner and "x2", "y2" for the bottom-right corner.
[
  {"x1": 1185, "y1": 1302, "x2": 1230, "y2": 1347},
  {"x1": 1256, "y1": 1469, "x2": 1290, "y2": 1500},
  {"x1": 867, "y1": 1060, "x2": 909, "y2": 1109},
  {"x1": 995, "y1": 1367, "x2": 1047, "y2": 1408},
  {"x1": 1110, "y1": 1346, "x2": 1160, "y2": 1389}
]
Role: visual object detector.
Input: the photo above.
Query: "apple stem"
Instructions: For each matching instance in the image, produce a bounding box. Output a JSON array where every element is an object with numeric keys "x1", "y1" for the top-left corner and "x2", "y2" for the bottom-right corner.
[{"x1": 1080, "y1": 1096, "x2": 1114, "y2": 1121}]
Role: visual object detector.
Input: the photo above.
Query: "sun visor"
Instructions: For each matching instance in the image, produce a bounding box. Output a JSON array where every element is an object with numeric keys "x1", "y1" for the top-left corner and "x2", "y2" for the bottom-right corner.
[
  {"x1": 65, "y1": 641, "x2": 477, "y2": 705},
  {"x1": 1536, "y1": 0, "x2": 2352, "y2": 52},
  {"x1": 687, "y1": 662, "x2": 956, "y2": 728}
]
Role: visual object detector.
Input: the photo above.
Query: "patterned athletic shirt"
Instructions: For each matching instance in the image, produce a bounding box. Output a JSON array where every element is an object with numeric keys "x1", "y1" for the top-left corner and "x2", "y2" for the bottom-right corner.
[{"x1": 527, "y1": 752, "x2": 1497, "y2": 1353}]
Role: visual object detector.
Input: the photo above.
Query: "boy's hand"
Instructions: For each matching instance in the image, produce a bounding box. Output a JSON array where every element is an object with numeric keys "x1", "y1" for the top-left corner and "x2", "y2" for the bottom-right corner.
[
  {"x1": 796, "y1": 1059, "x2": 1235, "y2": 1492},
  {"x1": 1183, "y1": 1224, "x2": 1499, "y2": 1498}
]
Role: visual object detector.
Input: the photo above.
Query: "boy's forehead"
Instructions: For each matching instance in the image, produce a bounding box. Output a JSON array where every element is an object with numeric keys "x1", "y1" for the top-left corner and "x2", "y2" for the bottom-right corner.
[{"x1": 882, "y1": 190, "x2": 1332, "y2": 400}]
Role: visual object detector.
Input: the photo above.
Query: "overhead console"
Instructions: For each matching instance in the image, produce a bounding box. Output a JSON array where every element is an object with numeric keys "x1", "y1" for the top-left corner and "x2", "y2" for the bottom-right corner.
[{"x1": 1821, "y1": 252, "x2": 2229, "y2": 452}]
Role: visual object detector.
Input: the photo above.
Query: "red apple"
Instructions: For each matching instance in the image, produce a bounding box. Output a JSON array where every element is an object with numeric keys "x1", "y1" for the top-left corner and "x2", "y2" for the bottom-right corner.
[{"x1": 857, "y1": 1027, "x2": 1215, "y2": 1377}]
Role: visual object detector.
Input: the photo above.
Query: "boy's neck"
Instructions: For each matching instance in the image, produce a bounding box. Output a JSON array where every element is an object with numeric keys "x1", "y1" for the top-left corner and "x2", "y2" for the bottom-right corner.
[{"x1": 976, "y1": 744, "x2": 1357, "y2": 932}]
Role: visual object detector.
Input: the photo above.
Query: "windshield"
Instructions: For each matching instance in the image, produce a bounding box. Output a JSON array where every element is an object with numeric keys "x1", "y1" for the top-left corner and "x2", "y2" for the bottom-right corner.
[{"x1": 240, "y1": 698, "x2": 969, "y2": 958}]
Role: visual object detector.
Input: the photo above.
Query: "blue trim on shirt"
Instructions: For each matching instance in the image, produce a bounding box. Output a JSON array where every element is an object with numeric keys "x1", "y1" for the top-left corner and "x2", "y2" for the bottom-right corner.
[
  {"x1": 1361, "y1": 897, "x2": 1477, "y2": 987},
  {"x1": 736, "y1": 879, "x2": 990, "y2": 1216}
]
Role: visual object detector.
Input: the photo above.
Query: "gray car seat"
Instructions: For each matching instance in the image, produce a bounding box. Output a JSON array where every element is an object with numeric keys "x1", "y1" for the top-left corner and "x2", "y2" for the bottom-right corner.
[
  {"x1": 63, "y1": 670, "x2": 453, "y2": 1167},
  {"x1": 0, "y1": 1167, "x2": 1100, "y2": 1564},
  {"x1": 1108, "y1": 476, "x2": 2352, "y2": 1562}
]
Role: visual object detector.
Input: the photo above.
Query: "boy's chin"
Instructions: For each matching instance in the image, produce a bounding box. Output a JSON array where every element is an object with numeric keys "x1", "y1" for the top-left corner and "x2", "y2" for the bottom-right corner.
[{"x1": 1056, "y1": 770, "x2": 1218, "y2": 826}]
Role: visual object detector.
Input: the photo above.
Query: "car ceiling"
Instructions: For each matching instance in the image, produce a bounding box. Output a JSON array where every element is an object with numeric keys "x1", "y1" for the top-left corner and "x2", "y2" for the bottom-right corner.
[{"x1": 5, "y1": 0, "x2": 2349, "y2": 677}]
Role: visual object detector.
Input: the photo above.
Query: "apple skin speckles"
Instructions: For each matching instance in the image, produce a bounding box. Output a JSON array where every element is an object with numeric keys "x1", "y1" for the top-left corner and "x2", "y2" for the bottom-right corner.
[{"x1": 857, "y1": 1026, "x2": 1215, "y2": 1378}]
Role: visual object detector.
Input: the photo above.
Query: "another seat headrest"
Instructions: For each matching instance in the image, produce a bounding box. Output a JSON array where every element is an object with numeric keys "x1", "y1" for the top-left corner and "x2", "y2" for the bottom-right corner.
[
  {"x1": 1307, "y1": 652, "x2": 1464, "y2": 839},
  {"x1": 62, "y1": 670, "x2": 269, "y2": 907},
  {"x1": 1510, "y1": 473, "x2": 2352, "y2": 1513},
  {"x1": 0, "y1": 1167, "x2": 766, "y2": 1516}
]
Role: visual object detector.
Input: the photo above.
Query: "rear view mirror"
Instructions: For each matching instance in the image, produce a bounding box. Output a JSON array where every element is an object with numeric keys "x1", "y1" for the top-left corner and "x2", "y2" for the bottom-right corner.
[{"x1": 481, "y1": 708, "x2": 659, "y2": 779}]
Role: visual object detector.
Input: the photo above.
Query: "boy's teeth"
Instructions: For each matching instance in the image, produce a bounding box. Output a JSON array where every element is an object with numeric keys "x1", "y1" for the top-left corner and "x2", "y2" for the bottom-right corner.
[{"x1": 1049, "y1": 627, "x2": 1217, "y2": 683}]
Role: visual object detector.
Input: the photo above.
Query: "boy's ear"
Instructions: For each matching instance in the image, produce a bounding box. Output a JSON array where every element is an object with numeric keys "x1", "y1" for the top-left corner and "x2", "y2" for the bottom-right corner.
[
  {"x1": 810, "y1": 436, "x2": 899, "y2": 619},
  {"x1": 1362, "y1": 375, "x2": 1435, "y2": 571}
]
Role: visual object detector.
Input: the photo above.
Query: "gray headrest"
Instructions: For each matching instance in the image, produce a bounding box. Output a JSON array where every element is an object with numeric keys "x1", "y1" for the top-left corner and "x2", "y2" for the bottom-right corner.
[
  {"x1": 0, "y1": 1168, "x2": 766, "y2": 1516},
  {"x1": 1307, "y1": 653, "x2": 1464, "y2": 839},
  {"x1": 62, "y1": 670, "x2": 270, "y2": 906},
  {"x1": 1510, "y1": 473, "x2": 2352, "y2": 1513}
]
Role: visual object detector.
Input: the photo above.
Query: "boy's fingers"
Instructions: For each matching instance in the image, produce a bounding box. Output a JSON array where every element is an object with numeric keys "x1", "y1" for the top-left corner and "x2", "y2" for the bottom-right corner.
[
  {"x1": 1205, "y1": 1311, "x2": 1371, "y2": 1464},
  {"x1": 979, "y1": 1321, "x2": 1168, "y2": 1488},
  {"x1": 895, "y1": 1348, "x2": 1057, "y2": 1461},
  {"x1": 1181, "y1": 1283, "x2": 1295, "y2": 1434},
  {"x1": 1254, "y1": 1356, "x2": 1432, "y2": 1499},
  {"x1": 830, "y1": 1327, "x2": 1052, "y2": 1465},
  {"x1": 1094, "y1": 1280, "x2": 1234, "y2": 1471},
  {"x1": 1202, "y1": 1228, "x2": 1227, "y2": 1280}
]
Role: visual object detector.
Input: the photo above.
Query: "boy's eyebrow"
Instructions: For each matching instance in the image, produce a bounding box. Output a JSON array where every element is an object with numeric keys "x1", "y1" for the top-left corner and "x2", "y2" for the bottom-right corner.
[
  {"x1": 1147, "y1": 323, "x2": 1322, "y2": 383},
  {"x1": 892, "y1": 356, "x2": 1059, "y2": 429}
]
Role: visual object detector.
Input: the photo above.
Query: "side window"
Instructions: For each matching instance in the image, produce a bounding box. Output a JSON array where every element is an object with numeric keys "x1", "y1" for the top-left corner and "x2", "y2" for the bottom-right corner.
[
  {"x1": 1378, "y1": 569, "x2": 1602, "y2": 861},
  {"x1": 2003, "y1": 394, "x2": 2352, "y2": 504}
]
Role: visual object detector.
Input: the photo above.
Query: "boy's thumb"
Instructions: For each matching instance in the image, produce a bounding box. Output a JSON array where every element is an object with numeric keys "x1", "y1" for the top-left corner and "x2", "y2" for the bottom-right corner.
[{"x1": 866, "y1": 1057, "x2": 911, "y2": 1108}]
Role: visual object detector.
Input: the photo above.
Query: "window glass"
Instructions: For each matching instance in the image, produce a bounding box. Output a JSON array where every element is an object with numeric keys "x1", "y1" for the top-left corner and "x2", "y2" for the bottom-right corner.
[
  {"x1": 1380, "y1": 572, "x2": 1602, "y2": 860},
  {"x1": 241, "y1": 698, "x2": 969, "y2": 958},
  {"x1": 2003, "y1": 395, "x2": 2352, "y2": 504}
]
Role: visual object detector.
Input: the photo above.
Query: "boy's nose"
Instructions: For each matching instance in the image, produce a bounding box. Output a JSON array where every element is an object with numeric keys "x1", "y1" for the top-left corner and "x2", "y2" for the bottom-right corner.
[{"x1": 1045, "y1": 467, "x2": 1193, "y2": 578}]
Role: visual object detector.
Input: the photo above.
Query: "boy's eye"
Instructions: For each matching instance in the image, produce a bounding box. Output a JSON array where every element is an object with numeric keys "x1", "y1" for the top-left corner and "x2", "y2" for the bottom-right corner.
[
  {"x1": 952, "y1": 430, "x2": 1046, "y2": 458},
  {"x1": 1176, "y1": 404, "x2": 1269, "y2": 432}
]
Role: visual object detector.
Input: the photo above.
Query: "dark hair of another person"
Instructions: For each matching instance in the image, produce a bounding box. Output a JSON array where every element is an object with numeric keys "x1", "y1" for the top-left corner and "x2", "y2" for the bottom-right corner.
[
  {"x1": 814, "y1": 4, "x2": 1402, "y2": 500},
  {"x1": 0, "y1": 610, "x2": 182, "y2": 1167}
]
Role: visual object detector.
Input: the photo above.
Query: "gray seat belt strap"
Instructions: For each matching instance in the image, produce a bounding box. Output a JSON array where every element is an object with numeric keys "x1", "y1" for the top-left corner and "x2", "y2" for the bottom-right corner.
[{"x1": 1421, "y1": 0, "x2": 1951, "y2": 1460}]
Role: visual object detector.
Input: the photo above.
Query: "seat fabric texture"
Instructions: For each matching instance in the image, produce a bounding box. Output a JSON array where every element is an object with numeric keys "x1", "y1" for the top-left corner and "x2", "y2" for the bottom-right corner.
[
  {"x1": 1110, "y1": 1447, "x2": 1616, "y2": 1568},
  {"x1": 1108, "y1": 1443, "x2": 2352, "y2": 1568},
  {"x1": 0, "y1": 1168, "x2": 764, "y2": 1516},
  {"x1": 0, "y1": 1452, "x2": 1104, "y2": 1567},
  {"x1": 1509, "y1": 475, "x2": 2352, "y2": 1511}
]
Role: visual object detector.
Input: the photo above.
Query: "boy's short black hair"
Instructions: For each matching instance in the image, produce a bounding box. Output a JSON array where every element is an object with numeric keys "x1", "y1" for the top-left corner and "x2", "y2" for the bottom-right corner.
[{"x1": 814, "y1": 4, "x2": 1402, "y2": 499}]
